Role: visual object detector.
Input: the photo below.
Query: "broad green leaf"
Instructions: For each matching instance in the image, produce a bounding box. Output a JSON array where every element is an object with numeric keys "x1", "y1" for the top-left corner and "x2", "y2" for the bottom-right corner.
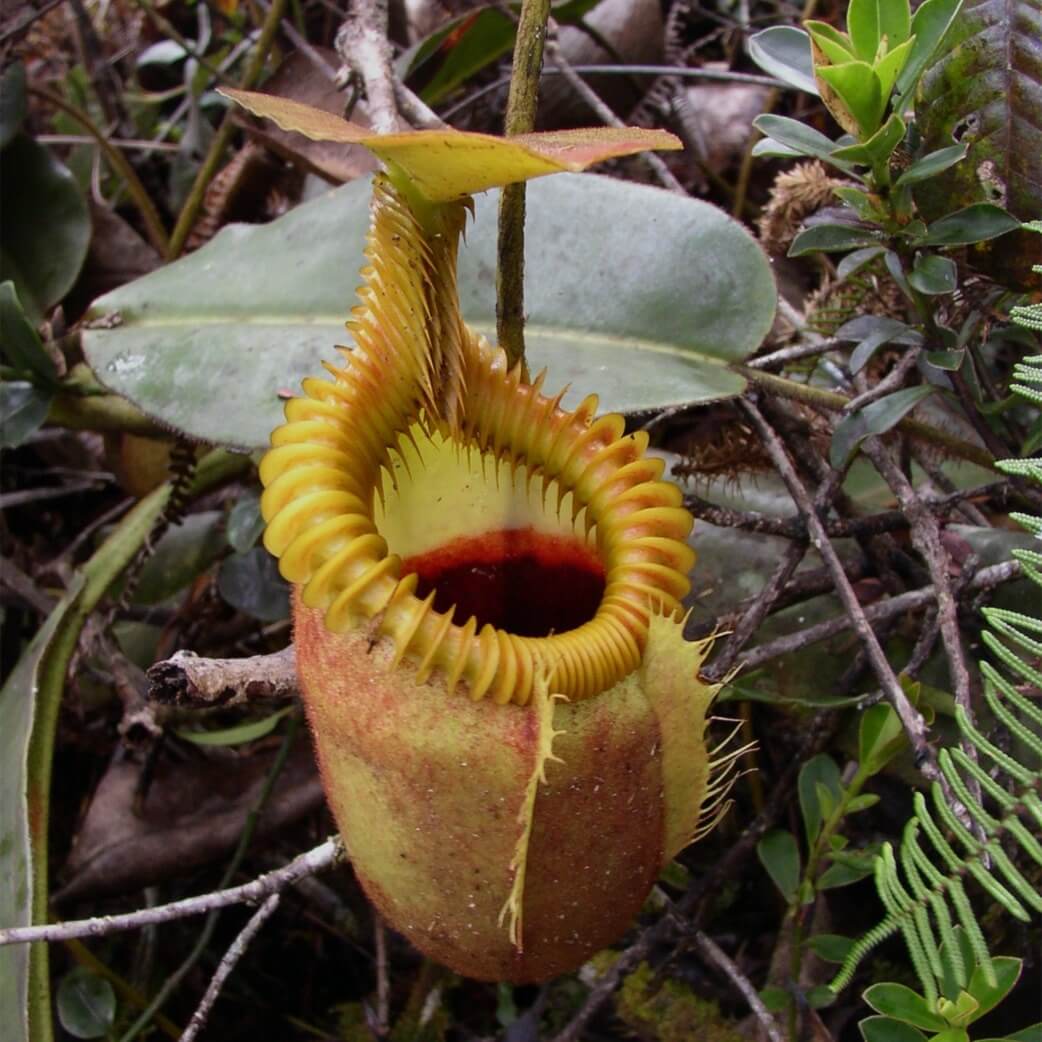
[
  {"x1": 748, "y1": 27, "x2": 819, "y2": 94},
  {"x1": 799, "y1": 753, "x2": 842, "y2": 847},
  {"x1": 845, "y1": 794, "x2": 881, "y2": 813},
  {"x1": 83, "y1": 174, "x2": 776, "y2": 448},
  {"x1": 843, "y1": 317, "x2": 922, "y2": 374},
  {"x1": 847, "y1": 0, "x2": 893, "y2": 61},
  {"x1": 0, "y1": 134, "x2": 91, "y2": 322},
  {"x1": 916, "y1": 204, "x2": 1021, "y2": 246},
  {"x1": 754, "y1": 113, "x2": 843, "y2": 164},
  {"x1": 56, "y1": 970, "x2": 116, "y2": 1039},
  {"x1": 130, "y1": 511, "x2": 225, "y2": 605},
  {"x1": 817, "y1": 61, "x2": 885, "y2": 138},
  {"x1": 980, "y1": 1026, "x2": 1042, "y2": 1042},
  {"x1": 860, "y1": 1016, "x2": 930, "y2": 1042},
  {"x1": 807, "y1": 986, "x2": 837, "y2": 1009},
  {"x1": 177, "y1": 705, "x2": 294, "y2": 747},
  {"x1": 931, "y1": 1031, "x2": 971, "y2": 1042},
  {"x1": 830, "y1": 385, "x2": 935, "y2": 467},
  {"x1": 831, "y1": 113, "x2": 906, "y2": 166},
  {"x1": 789, "y1": 223, "x2": 883, "y2": 256},
  {"x1": 0, "y1": 281, "x2": 57, "y2": 386},
  {"x1": 218, "y1": 547, "x2": 290, "y2": 621},
  {"x1": 894, "y1": 0, "x2": 963, "y2": 104},
  {"x1": 965, "y1": 958, "x2": 1022, "y2": 1020},
  {"x1": 818, "y1": 859, "x2": 874, "y2": 889},
  {"x1": 894, "y1": 143, "x2": 969, "y2": 188},
  {"x1": 756, "y1": 830, "x2": 802, "y2": 904},
  {"x1": 909, "y1": 253, "x2": 957, "y2": 294},
  {"x1": 837, "y1": 245, "x2": 886, "y2": 278},
  {"x1": 864, "y1": 983, "x2": 949, "y2": 1031},
  {"x1": 222, "y1": 88, "x2": 680, "y2": 202},
  {"x1": 0, "y1": 381, "x2": 52, "y2": 448},
  {"x1": 751, "y1": 137, "x2": 806, "y2": 159},
  {"x1": 759, "y1": 987, "x2": 790, "y2": 1013},
  {"x1": 0, "y1": 63, "x2": 26, "y2": 150}
]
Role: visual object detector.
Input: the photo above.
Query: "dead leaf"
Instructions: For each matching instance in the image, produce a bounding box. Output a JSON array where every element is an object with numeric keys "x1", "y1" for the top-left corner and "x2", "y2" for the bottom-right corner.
[{"x1": 56, "y1": 739, "x2": 323, "y2": 903}]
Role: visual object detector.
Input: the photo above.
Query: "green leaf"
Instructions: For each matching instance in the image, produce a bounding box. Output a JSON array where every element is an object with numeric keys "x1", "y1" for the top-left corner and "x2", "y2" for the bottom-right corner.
[
  {"x1": 846, "y1": 793, "x2": 881, "y2": 813},
  {"x1": 747, "y1": 27, "x2": 819, "y2": 94},
  {"x1": 130, "y1": 511, "x2": 225, "y2": 605},
  {"x1": 859, "y1": 702, "x2": 906, "y2": 771},
  {"x1": 859, "y1": 1015, "x2": 930, "y2": 1042},
  {"x1": 983, "y1": 1025, "x2": 1042, "y2": 1042},
  {"x1": 847, "y1": 0, "x2": 911, "y2": 61},
  {"x1": 930, "y1": 1031, "x2": 971, "y2": 1042},
  {"x1": 789, "y1": 223, "x2": 883, "y2": 256},
  {"x1": 799, "y1": 753, "x2": 841, "y2": 846},
  {"x1": 864, "y1": 983, "x2": 949, "y2": 1031},
  {"x1": 806, "y1": 21, "x2": 858, "y2": 65},
  {"x1": 753, "y1": 113, "x2": 845, "y2": 164},
  {"x1": 908, "y1": 254, "x2": 957, "y2": 294},
  {"x1": 817, "y1": 61, "x2": 885, "y2": 138},
  {"x1": 831, "y1": 113, "x2": 906, "y2": 166},
  {"x1": 218, "y1": 547, "x2": 290, "y2": 622},
  {"x1": 837, "y1": 245, "x2": 886, "y2": 279},
  {"x1": 56, "y1": 970, "x2": 116, "y2": 1039},
  {"x1": 227, "y1": 492, "x2": 265, "y2": 553},
  {"x1": 874, "y1": 36, "x2": 916, "y2": 99},
  {"x1": 83, "y1": 174, "x2": 775, "y2": 449},
  {"x1": 0, "y1": 281, "x2": 58, "y2": 385},
  {"x1": 751, "y1": 137, "x2": 807, "y2": 159},
  {"x1": 838, "y1": 316, "x2": 921, "y2": 373},
  {"x1": 0, "y1": 381, "x2": 52, "y2": 448},
  {"x1": 0, "y1": 134, "x2": 91, "y2": 323},
  {"x1": 177, "y1": 705, "x2": 294, "y2": 747},
  {"x1": 756, "y1": 830, "x2": 802, "y2": 904},
  {"x1": 0, "y1": 64, "x2": 27, "y2": 150},
  {"x1": 1, "y1": 486, "x2": 175, "y2": 1042},
  {"x1": 759, "y1": 986, "x2": 791, "y2": 1013},
  {"x1": 893, "y1": 0, "x2": 963, "y2": 104},
  {"x1": 894, "y1": 144, "x2": 969, "y2": 188},
  {"x1": 965, "y1": 958, "x2": 1022, "y2": 1021},
  {"x1": 807, "y1": 985, "x2": 837, "y2": 1009},
  {"x1": 916, "y1": 205, "x2": 1021, "y2": 246},
  {"x1": 818, "y1": 860, "x2": 875, "y2": 889},
  {"x1": 806, "y1": 933, "x2": 856, "y2": 963},
  {"x1": 830, "y1": 385, "x2": 935, "y2": 467}
]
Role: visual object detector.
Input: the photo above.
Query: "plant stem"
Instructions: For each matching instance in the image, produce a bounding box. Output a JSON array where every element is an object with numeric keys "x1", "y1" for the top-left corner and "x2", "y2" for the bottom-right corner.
[
  {"x1": 166, "y1": 0, "x2": 289, "y2": 258},
  {"x1": 497, "y1": 0, "x2": 551, "y2": 372}
]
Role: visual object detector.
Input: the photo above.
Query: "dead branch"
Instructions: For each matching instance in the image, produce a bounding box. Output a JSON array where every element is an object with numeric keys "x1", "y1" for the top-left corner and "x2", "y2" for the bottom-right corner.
[{"x1": 146, "y1": 646, "x2": 298, "y2": 707}]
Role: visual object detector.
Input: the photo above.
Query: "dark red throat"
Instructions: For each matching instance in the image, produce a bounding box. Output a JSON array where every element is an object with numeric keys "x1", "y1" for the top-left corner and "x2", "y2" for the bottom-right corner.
[{"x1": 402, "y1": 528, "x2": 606, "y2": 637}]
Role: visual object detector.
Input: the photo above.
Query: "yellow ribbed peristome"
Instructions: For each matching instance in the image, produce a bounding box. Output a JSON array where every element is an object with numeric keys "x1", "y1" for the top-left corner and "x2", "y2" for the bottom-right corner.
[{"x1": 260, "y1": 174, "x2": 695, "y2": 706}]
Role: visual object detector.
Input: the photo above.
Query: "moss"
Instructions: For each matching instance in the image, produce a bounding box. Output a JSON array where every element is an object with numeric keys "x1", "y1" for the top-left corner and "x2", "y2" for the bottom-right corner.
[{"x1": 615, "y1": 962, "x2": 746, "y2": 1042}]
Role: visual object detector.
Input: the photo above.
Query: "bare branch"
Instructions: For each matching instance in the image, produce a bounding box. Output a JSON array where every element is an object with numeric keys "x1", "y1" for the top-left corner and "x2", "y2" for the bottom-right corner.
[
  {"x1": 147, "y1": 646, "x2": 298, "y2": 707},
  {"x1": 181, "y1": 894, "x2": 282, "y2": 1042},
  {"x1": 335, "y1": 0, "x2": 401, "y2": 135},
  {"x1": 0, "y1": 839, "x2": 341, "y2": 947}
]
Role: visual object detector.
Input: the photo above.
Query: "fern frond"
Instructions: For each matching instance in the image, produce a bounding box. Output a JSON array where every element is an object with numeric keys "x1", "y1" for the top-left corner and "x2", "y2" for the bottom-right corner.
[{"x1": 830, "y1": 226, "x2": 1042, "y2": 1002}]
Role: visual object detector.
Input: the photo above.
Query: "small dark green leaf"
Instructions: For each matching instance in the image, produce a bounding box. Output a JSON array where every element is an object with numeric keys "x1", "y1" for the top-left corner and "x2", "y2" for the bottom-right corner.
[
  {"x1": 56, "y1": 969, "x2": 116, "y2": 1039},
  {"x1": 806, "y1": 21, "x2": 857, "y2": 64},
  {"x1": 931, "y1": 1031, "x2": 970, "y2": 1042},
  {"x1": 759, "y1": 986, "x2": 791, "y2": 1013},
  {"x1": 846, "y1": 793, "x2": 881, "y2": 813},
  {"x1": 965, "y1": 958, "x2": 1022, "y2": 1020},
  {"x1": 0, "y1": 281, "x2": 57, "y2": 385},
  {"x1": 806, "y1": 934, "x2": 856, "y2": 963},
  {"x1": 837, "y1": 315, "x2": 920, "y2": 345},
  {"x1": 924, "y1": 349, "x2": 965, "y2": 371},
  {"x1": 837, "y1": 246, "x2": 886, "y2": 279},
  {"x1": 0, "y1": 63, "x2": 27, "y2": 150},
  {"x1": 799, "y1": 754, "x2": 842, "y2": 846},
  {"x1": 986, "y1": 1025, "x2": 1042, "y2": 1042},
  {"x1": 0, "y1": 380, "x2": 52, "y2": 447},
  {"x1": 884, "y1": 250, "x2": 914, "y2": 298},
  {"x1": 859, "y1": 1015, "x2": 930, "y2": 1042},
  {"x1": 177, "y1": 705, "x2": 293, "y2": 747},
  {"x1": 748, "y1": 27, "x2": 819, "y2": 94},
  {"x1": 909, "y1": 254, "x2": 957, "y2": 294},
  {"x1": 895, "y1": 144, "x2": 969, "y2": 188},
  {"x1": 789, "y1": 223, "x2": 882, "y2": 256},
  {"x1": 753, "y1": 114, "x2": 842, "y2": 164},
  {"x1": 807, "y1": 985, "x2": 838, "y2": 1009},
  {"x1": 131, "y1": 512, "x2": 225, "y2": 605},
  {"x1": 0, "y1": 134, "x2": 91, "y2": 322},
  {"x1": 916, "y1": 204, "x2": 1021, "y2": 247},
  {"x1": 751, "y1": 137, "x2": 806, "y2": 159},
  {"x1": 756, "y1": 829, "x2": 802, "y2": 904},
  {"x1": 818, "y1": 860, "x2": 875, "y2": 889},
  {"x1": 864, "y1": 984, "x2": 948, "y2": 1031},
  {"x1": 830, "y1": 385, "x2": 934, "y2": 467},
  {"x1": 218, "y1": 547, "x2": 290, "y2": 622},
  {"x1": 227, "y1": 493, "x2": 265, "y2": 553}
]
